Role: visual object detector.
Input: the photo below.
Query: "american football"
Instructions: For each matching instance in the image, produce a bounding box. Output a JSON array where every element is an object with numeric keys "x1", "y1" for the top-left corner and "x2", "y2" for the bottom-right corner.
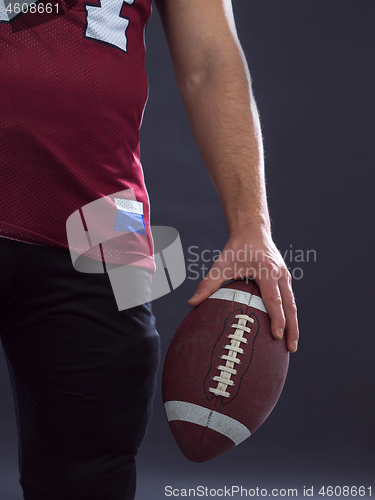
[{"x1": 162, "y1": 279, "x2": 289, "y2": 462}]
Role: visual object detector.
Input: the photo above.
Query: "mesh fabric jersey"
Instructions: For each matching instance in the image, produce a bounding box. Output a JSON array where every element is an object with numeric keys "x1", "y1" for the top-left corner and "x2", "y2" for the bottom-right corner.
[{"x1": 0, "y1": 0, "x2": 153, "y2": 266}]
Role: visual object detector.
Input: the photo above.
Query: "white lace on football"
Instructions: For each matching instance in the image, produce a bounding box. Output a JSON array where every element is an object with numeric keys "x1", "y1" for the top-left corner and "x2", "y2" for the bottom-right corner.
[{"x1": 209, "y1": 314, "x2": 254, "y2": 398}]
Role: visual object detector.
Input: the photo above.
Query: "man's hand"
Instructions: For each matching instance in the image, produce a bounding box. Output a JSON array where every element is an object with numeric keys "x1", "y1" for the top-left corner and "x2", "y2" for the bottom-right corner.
[{"x1": 188, "y1": 231, "x2": 299, "y2": 353}]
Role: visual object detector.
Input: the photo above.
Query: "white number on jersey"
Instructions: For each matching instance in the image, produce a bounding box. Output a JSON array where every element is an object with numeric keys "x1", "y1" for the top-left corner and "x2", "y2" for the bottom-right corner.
[{"x1": 84, "y1": 0, "x2": 134, "y2": 53}]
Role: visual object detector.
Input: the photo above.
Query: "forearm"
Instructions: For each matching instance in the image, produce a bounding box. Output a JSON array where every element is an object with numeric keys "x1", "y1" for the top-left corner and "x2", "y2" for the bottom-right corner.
[{"x1": 175, "y1": 47, "x2": 270, "y2": 238}]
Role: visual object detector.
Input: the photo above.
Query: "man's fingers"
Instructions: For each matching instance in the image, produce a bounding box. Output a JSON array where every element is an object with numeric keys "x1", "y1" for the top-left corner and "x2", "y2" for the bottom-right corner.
[
  {"x1": 279, "y1": 273, "x2": 299, "y2": 353},
  {"x1": 257, "y1": 269, "x2": 299, "y2": 353},
  {"x1": 187, "y1": 246, "x2": 299, "y2": 354},
  {"x1": 187, "y1": 255, "x2": 242, "y2": 306},
  {"x1": 187, "y1": 278, "x2": 213, "y2": 306},
  {"x1": 257, "y1": 277, "x2": 286, "y2": 341},
  {"x1": 187, "y1": 265, "x2": 225, "y2": 306}
]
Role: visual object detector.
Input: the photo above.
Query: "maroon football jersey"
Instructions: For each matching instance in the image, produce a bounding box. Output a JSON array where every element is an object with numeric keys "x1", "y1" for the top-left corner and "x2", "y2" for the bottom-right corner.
[{"x1": 0, "y1": 0, "x2": 153, "y2": 267}]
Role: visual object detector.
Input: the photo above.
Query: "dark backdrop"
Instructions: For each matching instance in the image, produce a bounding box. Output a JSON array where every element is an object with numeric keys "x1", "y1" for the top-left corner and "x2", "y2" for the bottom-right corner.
[{"x1": 1, "y1": 1, "x2": 374, "y2": 499}]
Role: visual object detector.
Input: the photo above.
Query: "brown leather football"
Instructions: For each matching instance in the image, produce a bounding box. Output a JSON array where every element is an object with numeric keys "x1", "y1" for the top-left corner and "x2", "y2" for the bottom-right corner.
[{"x1": 162, "y1": 279, "x2": 289, "y2": 462}]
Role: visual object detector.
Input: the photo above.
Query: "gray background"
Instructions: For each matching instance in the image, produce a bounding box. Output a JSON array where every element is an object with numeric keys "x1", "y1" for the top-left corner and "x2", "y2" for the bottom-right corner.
[{"x1": 1, "y1": 1, "x2": 374, "y2": 498}]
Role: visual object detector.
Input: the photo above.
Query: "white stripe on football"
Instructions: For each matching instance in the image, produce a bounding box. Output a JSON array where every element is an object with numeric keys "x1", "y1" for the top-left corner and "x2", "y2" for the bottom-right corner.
[
  {"x1": 164, "y1": 401, "x2": 251, "y2": 446},
  {"x1": 209, "y1": 287, "x2": 268, "y2": 314}
]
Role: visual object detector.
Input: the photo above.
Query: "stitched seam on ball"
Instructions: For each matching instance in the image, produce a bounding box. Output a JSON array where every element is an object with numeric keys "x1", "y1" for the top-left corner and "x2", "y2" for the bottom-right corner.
[
  {"x1": 208, "y1": 314, "x2": 254, "y2": 398},
  {"x1": 193, "y1": 399, "x2": 217, "y2": 462},
  {"x1": 203, "y1": 308, "x2": 242, "y2": 401}
]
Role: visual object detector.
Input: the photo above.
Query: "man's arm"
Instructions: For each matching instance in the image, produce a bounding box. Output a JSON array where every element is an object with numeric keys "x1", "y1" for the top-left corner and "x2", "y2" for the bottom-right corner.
[{"x1": 154, "y1": 0, "x2": 299, "y2": 353}]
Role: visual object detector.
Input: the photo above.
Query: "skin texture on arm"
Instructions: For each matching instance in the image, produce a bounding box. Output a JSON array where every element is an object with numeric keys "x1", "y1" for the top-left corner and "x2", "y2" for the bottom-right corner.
[{"x1": 154, "y1": 0, "x2": 299, "y2": 353}]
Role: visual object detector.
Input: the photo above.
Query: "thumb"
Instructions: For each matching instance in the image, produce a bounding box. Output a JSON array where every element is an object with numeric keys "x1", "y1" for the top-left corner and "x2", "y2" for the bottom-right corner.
[{"x1": 188, "y1": 269, "x2": 224, "y2": 307}]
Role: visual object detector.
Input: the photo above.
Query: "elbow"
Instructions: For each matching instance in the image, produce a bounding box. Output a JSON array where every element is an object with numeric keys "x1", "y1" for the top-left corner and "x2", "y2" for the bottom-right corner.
[{"x1": 175, "y1": 63, "x2": 209, "y2": 99}]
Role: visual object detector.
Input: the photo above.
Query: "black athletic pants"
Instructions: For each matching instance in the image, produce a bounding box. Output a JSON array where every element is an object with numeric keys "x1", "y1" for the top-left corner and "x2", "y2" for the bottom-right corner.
[{"x1": 0, "y1": 237, "x2": 160, "y2": 500}]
